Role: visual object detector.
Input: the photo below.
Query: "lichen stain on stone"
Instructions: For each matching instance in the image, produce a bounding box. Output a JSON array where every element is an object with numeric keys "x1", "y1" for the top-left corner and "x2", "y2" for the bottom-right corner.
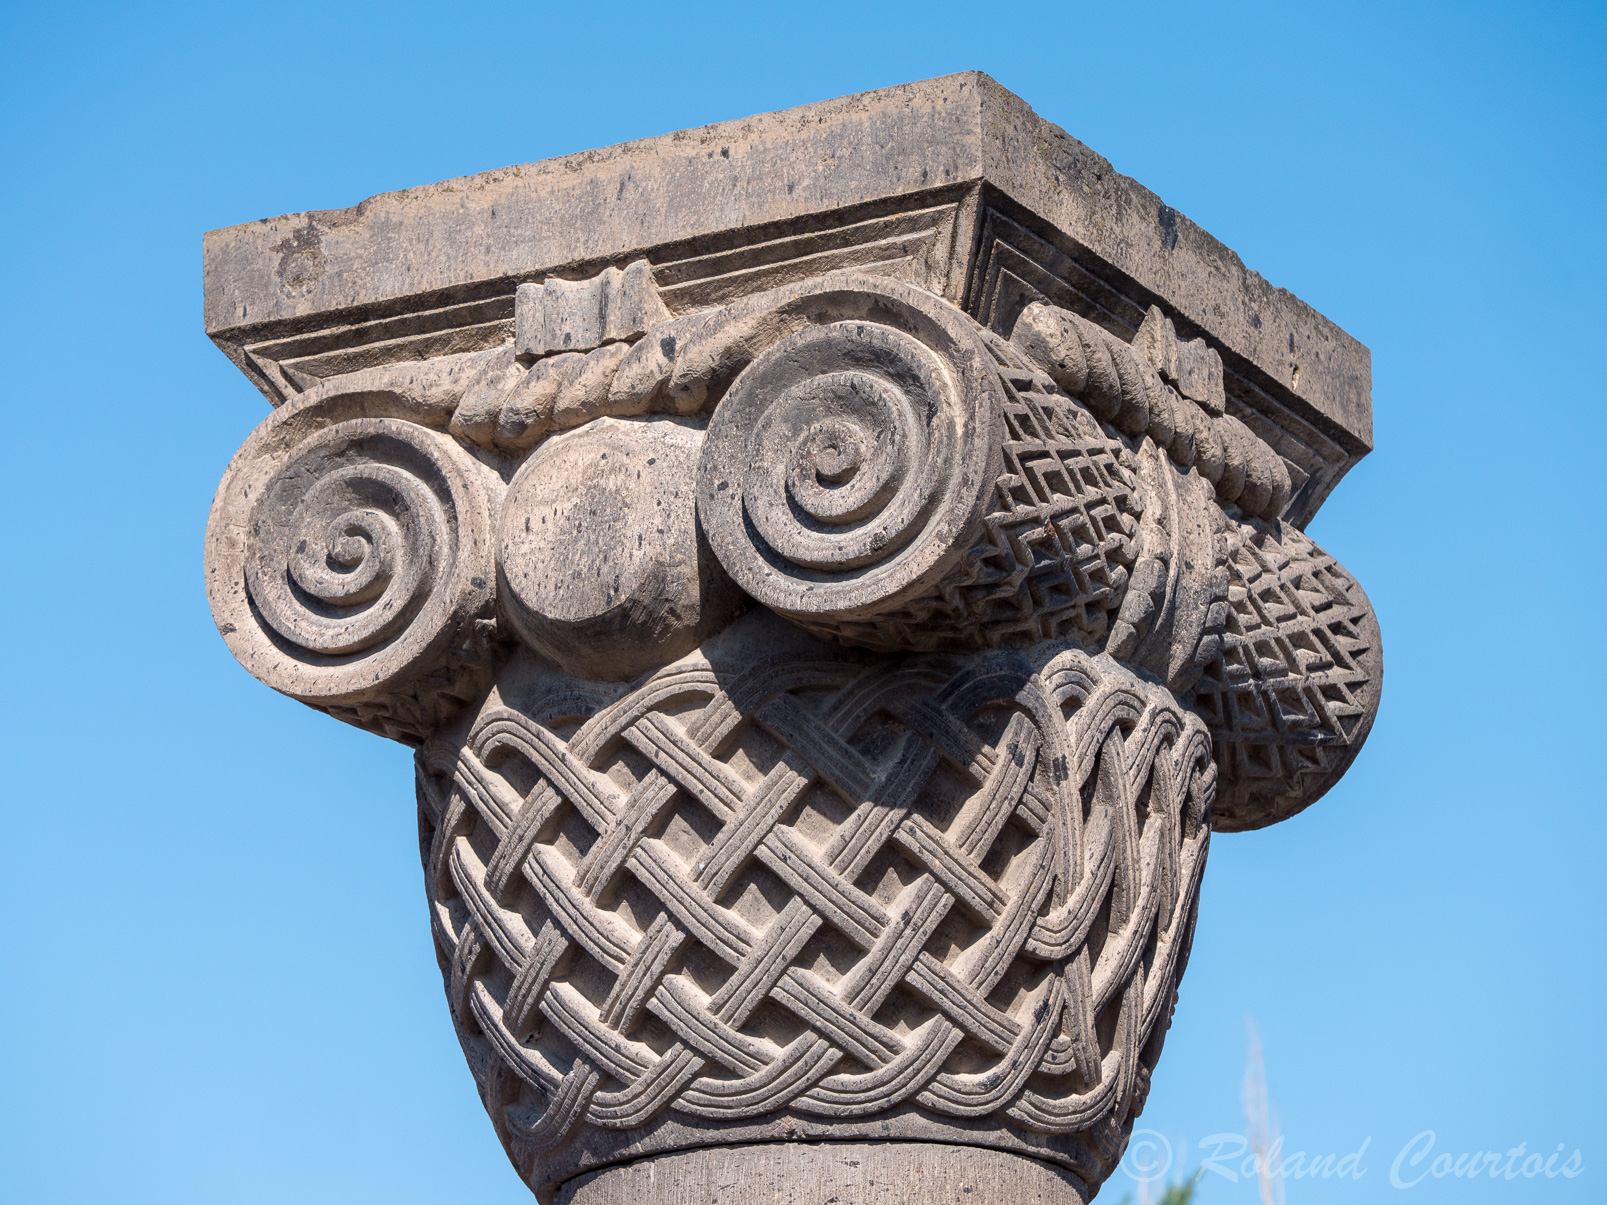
[{"x1": 271, "y1": 221, "x2": 325, "y2": 297}]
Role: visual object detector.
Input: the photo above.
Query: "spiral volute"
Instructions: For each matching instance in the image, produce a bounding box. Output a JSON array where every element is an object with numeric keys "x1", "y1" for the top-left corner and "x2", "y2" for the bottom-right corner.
[
  {"x1": 207, "y1": 409, "x2": 499, "y2": 737},
  {"x1": 697, "y1": 278, "x2": 1004, "y2": 621}
]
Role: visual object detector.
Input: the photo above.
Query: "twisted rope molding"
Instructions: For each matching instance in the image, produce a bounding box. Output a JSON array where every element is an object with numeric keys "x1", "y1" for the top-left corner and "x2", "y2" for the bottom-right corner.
[
  {"x1": 416, "y1": 628, "x2": 1212, "y2": 1189},
  {"x1": 1009, "y1": 301, "x2": 1293, "y2": 520}
]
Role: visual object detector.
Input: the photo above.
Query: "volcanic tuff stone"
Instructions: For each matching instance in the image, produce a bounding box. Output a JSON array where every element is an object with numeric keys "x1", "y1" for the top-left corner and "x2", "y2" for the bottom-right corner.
[{"x1": 202, "y1": 75, "x2": 1383, "y2": 1204}]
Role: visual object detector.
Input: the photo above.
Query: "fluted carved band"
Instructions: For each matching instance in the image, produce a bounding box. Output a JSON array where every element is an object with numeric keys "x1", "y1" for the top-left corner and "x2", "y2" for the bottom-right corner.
[
  {"x1": 1010, "y1": 302, "x2": 1292, "y2": 520},
  {"x1": 206, "y1": 397, "x2": 500, "y2": 742},
  {"x1": 416, "y1": 615, "x2": 1212, "y2": 1195}
]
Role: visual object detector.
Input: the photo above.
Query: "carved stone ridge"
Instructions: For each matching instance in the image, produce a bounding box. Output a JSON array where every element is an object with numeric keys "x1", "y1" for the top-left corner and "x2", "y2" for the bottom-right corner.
[{"x1": 203, "y1": 78, "x2": 1383, "y2": 1204}]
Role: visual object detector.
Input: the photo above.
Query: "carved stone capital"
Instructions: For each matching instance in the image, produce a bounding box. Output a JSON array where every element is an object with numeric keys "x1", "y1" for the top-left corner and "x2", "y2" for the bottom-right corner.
[{"x1": 203, "y1": 74, "x2": 1381, "y2": 1203}]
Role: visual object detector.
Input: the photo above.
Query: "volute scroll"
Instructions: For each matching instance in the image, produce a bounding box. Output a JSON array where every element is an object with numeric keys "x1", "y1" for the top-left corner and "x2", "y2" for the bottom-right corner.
[
  {"x1": 695, "y1": 275, "x2": 1008, "y2": 626},
  {"x1": 206, "y1": 388, "x2": 502, "y2": 743}
]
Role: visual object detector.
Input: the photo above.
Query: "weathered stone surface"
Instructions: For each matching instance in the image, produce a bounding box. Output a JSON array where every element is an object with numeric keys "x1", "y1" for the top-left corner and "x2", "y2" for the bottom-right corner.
[
  {"x1": 1134, "y1": 305, "x2": 1226, "y2": 415},
  {"x1": 517, "y1": 261, "x2": 672, "y2": 359},
  {"x1": 556, "y1": 1141, "x2": 1090, "y2": 1205},
  {"x1": 202, "y1": 77, "x2": 1383, "y2": 1204},
  {"x1": 498, "y1": 417, "x2": 743, "y2": 682},
  {"x1": 695, "y1": 274, "x2": 1006, "y2": 623},
  {"x1": 205, "y1": 387, "x2": 502, "y2": 744},
  {"x1": 1009, "y1": 301, "x2": 1291, "y2": 519},
  {"x1": 205, "y1": 72, "x2": 1370, "y2": 527}
]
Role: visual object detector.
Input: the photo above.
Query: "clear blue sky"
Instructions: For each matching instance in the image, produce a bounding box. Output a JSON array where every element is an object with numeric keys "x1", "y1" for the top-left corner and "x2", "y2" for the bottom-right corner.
[{"x1": 1, "y1": 2, "x2": 1602, "y2": 1202}]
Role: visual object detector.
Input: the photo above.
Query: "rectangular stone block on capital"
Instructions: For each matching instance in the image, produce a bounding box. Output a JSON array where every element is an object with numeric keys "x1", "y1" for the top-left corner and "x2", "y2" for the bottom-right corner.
[{"x1": 202, "y1": 74, "x2": 1382, "y2": 1203}]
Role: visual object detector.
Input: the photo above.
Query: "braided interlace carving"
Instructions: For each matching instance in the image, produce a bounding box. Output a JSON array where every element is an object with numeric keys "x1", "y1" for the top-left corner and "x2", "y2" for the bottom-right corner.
[{"x1": 416, "y1": 620, "x2": 1212, "y2": 1184}]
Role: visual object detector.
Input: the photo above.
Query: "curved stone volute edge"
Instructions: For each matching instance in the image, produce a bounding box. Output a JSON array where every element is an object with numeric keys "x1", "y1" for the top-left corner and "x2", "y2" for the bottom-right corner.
[
  {"x1": 205, "y1": 382, "x2": 505, "y2": 744},
  {"x1": 694, "y1": 273, "x2": 1009, "y2": 624},
  {"x1": 1198, "y1": 519, "x2": 1383, "y2": 831}
]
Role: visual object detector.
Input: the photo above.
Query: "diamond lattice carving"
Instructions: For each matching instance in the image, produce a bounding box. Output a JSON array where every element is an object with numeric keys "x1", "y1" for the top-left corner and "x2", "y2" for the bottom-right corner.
[{"x1": 1192, "y1": 521, "x2": 1382, "y2": 828}]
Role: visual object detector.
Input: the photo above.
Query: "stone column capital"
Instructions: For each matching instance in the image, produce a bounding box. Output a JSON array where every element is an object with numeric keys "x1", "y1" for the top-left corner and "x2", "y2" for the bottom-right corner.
[{"x1": 202, "y1": 74, "x2": 1381, "y2": 1204}]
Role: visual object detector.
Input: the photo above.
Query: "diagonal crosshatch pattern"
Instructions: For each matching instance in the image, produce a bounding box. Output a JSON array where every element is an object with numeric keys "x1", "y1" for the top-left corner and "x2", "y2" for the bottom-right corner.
[
  {"x1": 1192, "y1": 522, "x2": 1381, "y2": 827},
  {"x1": 811, "y1": 343, "x2": 1145, "y2": 655},
  {"x1": 417, "y1": 640, "x2": 1214, "y2": 1177}
]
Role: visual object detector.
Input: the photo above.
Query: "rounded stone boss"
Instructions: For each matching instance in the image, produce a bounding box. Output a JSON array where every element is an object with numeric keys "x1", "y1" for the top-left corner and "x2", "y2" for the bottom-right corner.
[{"x1": 203, "y1": 78, "x2": 1381, "y2": 1205}]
